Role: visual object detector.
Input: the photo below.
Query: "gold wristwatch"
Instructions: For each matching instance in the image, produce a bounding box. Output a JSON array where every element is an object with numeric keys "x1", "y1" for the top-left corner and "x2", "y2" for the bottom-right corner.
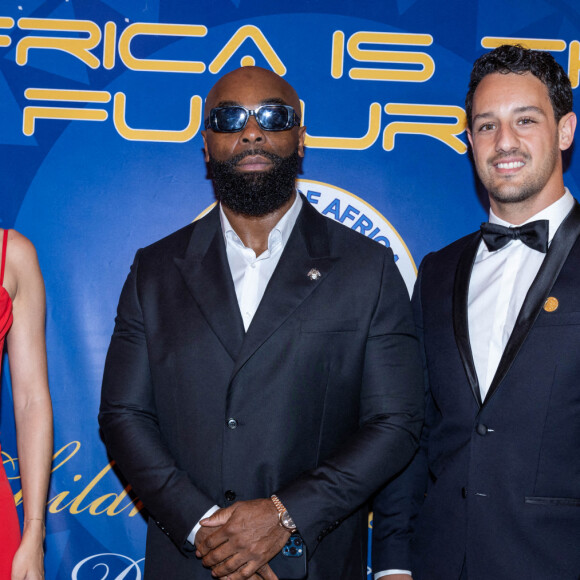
[{"x1": 271, "y1": 494, "x2": 297, "y2": 532}]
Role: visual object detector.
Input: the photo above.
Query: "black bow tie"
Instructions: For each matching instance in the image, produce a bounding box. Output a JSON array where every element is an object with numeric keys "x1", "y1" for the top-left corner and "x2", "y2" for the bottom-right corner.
[{"x1": 480, "y1": 220, "x2": 549, "y2": 253}]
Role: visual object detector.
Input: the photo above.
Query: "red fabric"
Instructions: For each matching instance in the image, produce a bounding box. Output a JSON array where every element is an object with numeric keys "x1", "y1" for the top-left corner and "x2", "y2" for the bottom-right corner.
[
  {"x1": 0, "y1": 229, "x2": 19, "y2": 576},
  {"x1": 0, "y1": 229, "x2": 7, "y2": 285},
  {"x1": 0, "y1": 230, "x2": 13, "y2": 354},
  {"x1": 0, "y1": 287, "x2": 12, "y2": 362},
  {"x1": 0, "y1": 449, "x2": 20, "y2": 577}
]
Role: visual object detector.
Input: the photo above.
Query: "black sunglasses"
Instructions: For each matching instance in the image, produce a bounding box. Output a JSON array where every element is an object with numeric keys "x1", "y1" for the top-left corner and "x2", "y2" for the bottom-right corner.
[{"x1": 204, "y1": 104, "x2": 301, "y2": 133}]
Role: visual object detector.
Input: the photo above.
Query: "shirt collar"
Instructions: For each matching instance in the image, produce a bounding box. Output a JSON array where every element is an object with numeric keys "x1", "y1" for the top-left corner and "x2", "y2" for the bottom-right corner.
[
  {"x1": 489, "y1": 188, "x2": 574, "y2": 244},
  {"x1": 219, "y1": 192, "x2": 303, "y2": 251}
]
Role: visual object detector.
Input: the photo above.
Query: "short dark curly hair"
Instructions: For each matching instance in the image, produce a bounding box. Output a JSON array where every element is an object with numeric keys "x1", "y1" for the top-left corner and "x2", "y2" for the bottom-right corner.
[{"x1": 465, "y1": 44, "x2": 573, "y2": 130}]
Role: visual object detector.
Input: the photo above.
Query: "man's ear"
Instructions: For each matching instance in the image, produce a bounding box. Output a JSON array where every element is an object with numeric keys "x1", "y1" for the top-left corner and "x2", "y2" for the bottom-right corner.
[
  {"x1": 297, "y1": 125, "x2": 306, "y2": 158},
  {"x1": 558, "y1": 112, "x2": 577, "y2": 151},
  {"x1": 201, "y1": 131, "x2": 210, "y2": 162}
]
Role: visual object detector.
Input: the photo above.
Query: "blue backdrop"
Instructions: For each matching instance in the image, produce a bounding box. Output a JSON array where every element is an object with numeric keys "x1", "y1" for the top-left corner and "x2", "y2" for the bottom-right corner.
[{"x1": 1, "y1": 1, "x2": 579, "y2": 578}]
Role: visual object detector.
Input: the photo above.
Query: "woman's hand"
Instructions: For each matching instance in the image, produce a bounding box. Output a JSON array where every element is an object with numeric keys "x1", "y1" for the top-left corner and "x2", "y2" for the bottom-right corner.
[{"x1": 11, "y1": 519, "x2": 45, "y2": 580}]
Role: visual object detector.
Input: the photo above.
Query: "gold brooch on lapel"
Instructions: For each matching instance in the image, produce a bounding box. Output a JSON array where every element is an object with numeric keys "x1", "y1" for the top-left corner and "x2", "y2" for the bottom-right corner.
[
  {"x1": 307, "y1": 268, "x2": 321, "y2": 281},
  {"x1": 543, "y1": 296, "x2": 559, "y2": 312}
]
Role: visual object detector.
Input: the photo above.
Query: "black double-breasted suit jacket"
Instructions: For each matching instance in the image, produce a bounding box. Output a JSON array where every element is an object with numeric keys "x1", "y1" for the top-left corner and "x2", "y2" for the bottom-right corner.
[
  {"x1": 99, "y1": 196, "x2": 424, "y2": 579},
  {"x1": 373, "y1": 201, "x2": 580, "y2": 580}
]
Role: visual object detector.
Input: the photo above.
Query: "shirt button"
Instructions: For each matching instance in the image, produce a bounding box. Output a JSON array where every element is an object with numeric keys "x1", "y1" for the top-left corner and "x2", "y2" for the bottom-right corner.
[
  {"x1": 227, "y1": 418, "x2": 238, "y2": 429},
  {"x1": 225, "y1": 490, "x2": 236, "y2": 502},
  {"x1": 251, "y1": 263, "x2": 256, "y2": 269}
]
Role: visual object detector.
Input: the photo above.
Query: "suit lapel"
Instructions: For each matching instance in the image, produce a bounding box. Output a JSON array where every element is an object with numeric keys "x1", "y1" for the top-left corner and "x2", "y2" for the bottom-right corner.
[
  {"x1": 173, "y1": 206, "x2": 245, "y2": 362},
  {"x1": 453, "y1": 233, "x2": 483, "y2": 408},
  {"x1": 230, "y1": 198, "x2": 338, "y2": 379},
  {"x1": 485, "y1": 201, "x2": 580, "y2": 404}
]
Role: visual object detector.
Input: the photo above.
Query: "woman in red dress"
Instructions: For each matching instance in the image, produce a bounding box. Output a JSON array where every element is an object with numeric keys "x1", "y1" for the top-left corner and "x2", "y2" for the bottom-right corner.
[{"x1": 0, "y1": 229, "x2": 53, "y2": 579}]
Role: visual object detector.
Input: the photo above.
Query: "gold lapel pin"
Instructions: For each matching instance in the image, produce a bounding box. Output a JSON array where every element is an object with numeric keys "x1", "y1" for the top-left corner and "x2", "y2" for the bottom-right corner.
[
  {"x1": 543, "y1": 296, "x2": 559, "y2": 312},
  {"x1": 307, "y1": 268, "x2": 321, "y2": 281}
]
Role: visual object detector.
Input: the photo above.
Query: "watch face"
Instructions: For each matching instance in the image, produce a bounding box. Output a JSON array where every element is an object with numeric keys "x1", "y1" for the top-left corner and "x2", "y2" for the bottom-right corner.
[{"x1": 281, "y1": 510, "x2": 296, "y2": 530}]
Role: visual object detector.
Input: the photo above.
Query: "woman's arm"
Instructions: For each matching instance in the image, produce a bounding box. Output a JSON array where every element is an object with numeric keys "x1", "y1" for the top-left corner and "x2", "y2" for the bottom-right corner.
[{"x1": 4, "y1": 230, "x2": 53, "y2": 580}]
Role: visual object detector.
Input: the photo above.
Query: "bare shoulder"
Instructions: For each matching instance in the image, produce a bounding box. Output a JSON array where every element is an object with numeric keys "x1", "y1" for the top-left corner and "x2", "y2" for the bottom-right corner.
[
  {"x1": 2, "y1": 229, "x2": 43, "y2": 298},
  {"x1": 5, "y1": 229, "x2": 41, "y2": 274},
  {"x1": 6, "y1": 228, "x2": 38, "y2": 257}
]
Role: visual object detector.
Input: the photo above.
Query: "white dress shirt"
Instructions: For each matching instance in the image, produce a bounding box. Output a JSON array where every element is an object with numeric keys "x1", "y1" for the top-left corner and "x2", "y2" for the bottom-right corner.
[
  {"x1": 221, "y1": 193, "x2": 302, "y2": 331},
  {"x1": 374, "y1": 189, "x2": 574, "y2": 580},
  {"x1": 188, "y1": 193, "x2": 302, "y2": 545},
  {"x1": 469, "y1": 189, "x2": 573, "y2": 400}
]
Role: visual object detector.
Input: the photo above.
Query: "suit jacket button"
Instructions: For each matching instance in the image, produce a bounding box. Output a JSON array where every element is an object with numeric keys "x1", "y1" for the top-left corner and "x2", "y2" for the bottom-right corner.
[
  {"x1": 476, "y1": 423, "x2": 488, "y2": 436},
  {"x1": 461, "y1": 487, "x2": 467, "y2": 498},
  {"x1": 225, "y1": 490, "x2": 236, "y2": 502},
  {"x1": 227, "y1": 418, "x2": 238, "y2": 429}
]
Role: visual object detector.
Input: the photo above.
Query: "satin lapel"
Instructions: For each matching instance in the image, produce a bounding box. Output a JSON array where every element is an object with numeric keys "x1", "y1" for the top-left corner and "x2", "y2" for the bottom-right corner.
[
  {"x1": 173, "y1": 206, "x2": 245, "y2": 362},
  {"x1": 230, "y1": 199, "x2": 338, "y2": 379},
  {"x1": 453, "y1": 233, "x2": 483, "y2": 408},
  {"x1": 485, "y1": 202, "x2": 580, "y2": 405}
]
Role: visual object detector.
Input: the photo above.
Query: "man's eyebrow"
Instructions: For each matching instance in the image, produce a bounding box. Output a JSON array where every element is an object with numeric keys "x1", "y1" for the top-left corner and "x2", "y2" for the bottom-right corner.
[
  {"x1": 215, "y1": 100, "x2": 241, "y2": 108},
  {"x1": 260, "y1": 97, "x2": 287, "y2": 106},
  {"x1": 472, "y1": 112, "x2": 494, "y2": 124},
  {"x1": 472, "y1": 105, "x2": 548, "y2": 124},
  {"x1": 513, "y1": 105, "x2": 547, "y2": 116},
  {"x1": 213, "y1": 97, "x2": 289, "y2": 109}
]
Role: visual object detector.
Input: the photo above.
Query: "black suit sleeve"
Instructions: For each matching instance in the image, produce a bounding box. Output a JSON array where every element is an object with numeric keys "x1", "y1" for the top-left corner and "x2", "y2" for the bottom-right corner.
[
  {"x1": 371, "y1": 256, "x2": 433, "y2": 573},
  {"x1": 277, "y1": 249, "x2": 425, "y2": 553},
  {"x1": 98, "y1": 251, "x2": 214, "y2": 555}
]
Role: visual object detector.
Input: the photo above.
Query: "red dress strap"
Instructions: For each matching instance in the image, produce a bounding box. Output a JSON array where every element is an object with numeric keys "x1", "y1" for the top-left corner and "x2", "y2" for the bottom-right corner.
[{"x1": 0, "y1": 229, "x2": 8, "y2": 286}]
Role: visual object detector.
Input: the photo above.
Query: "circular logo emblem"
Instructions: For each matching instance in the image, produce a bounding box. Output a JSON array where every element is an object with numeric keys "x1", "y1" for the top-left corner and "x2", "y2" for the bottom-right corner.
[{"x1": 298, "y1": 179, "x2": 416, "y2": 295}]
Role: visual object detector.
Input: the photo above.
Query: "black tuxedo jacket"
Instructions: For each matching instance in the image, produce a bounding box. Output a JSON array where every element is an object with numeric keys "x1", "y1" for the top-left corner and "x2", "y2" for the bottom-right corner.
[
  {"x1": 99, "y1": 196, "x2": 423, "y2": 579},
  {"x1": 372, "y1": 201, "x2": 580, "y2": 580}
]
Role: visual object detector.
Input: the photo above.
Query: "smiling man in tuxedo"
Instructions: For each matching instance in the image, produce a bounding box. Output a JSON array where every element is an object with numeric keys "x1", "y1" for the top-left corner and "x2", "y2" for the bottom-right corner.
[
  {"x1": 99, "y1": 66, "x2": 423, "y2": 580},
  {"x1": 372, "y1": 45, "x2": 580, "y2": 580}
]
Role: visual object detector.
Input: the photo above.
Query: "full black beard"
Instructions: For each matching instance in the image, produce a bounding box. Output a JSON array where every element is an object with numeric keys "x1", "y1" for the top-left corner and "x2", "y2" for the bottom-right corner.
[{"x1": 209, "y1": 149, "x2": 300, "y2": 217}]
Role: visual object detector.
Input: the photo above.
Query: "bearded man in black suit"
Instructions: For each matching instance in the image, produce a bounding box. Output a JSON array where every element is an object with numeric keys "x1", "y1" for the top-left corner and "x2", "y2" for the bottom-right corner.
[{"x1": 99, "y1": 65, "x2": 423, "y2": 580}]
